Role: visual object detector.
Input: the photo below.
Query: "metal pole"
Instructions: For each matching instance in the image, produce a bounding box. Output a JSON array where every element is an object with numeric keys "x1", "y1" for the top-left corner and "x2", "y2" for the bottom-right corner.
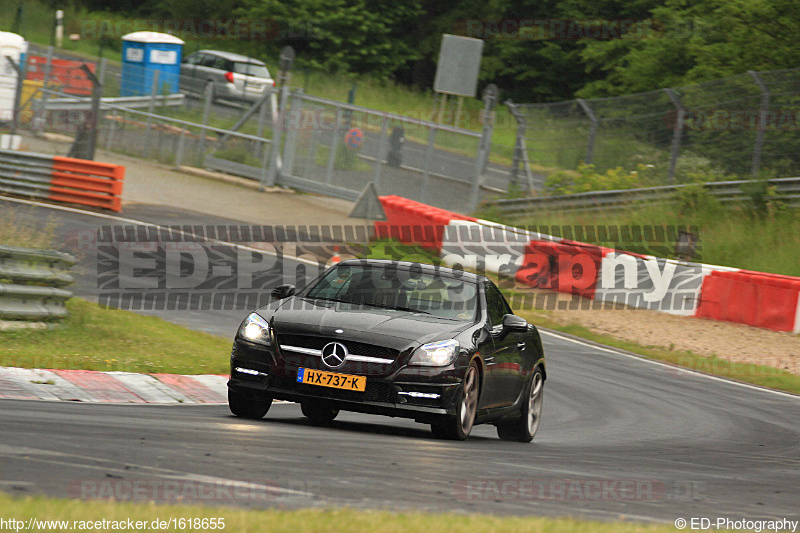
[
  {"x1": 98, "y1": 57, "x2": 107, "y2": 92},
  {"x1": 80, "y1": 64, "x2": 102, "y2": 161},
  {"x1": 197, "y1": 81, "x2": 212, "y2": 165},
  {"x1": 454, "y1": 96, "x2": 464, "y2": 129},
  {"x1": 470, "y1": 85, "x2": 498, "y2": 212},
  {"x1": 664, "y1": 88, "x2": 684, "y2": 184},
  {"x1": 35, "y1": 46, "x2": 54, "y2": 135},
  {"x1": 142, "y1": 70, "x2": 159, "y2": 158},
  {"x1": 174, "y1": 128, "x2": 187, "y2": 169},
  {"x1": 325, "y1": 108, "x2": 343, "y2": 185},
  {"x1": 373, "y1": 115, "x2": 390, "y2": 188},
  {"x1": 4, "y1": 56, "x2": 23, "y2": 136},
  {"x1": 105, "y1": 112, "x2": 117, "y2": 150},
  {"x1": 420, "y1": 125, "x2": 437, "y2": 200},
  {"x1": 748, "y1": 71, "x2": 770, "y2": 176},
  {"x1": 265, "y1": 83, "x2": 289, "y2": 187},
  {"x1": 282, "y1": 89, "x2": 302, "y2": 178},
  {"x1": 438, "y1": 93, "x2": 448, "y2": 124},
  {"x1": 256, "y1": 92, "x2": 268, "y2": 158},
  {"x1": 576, "y1": 98, "x2": 598, "y2": 165}
]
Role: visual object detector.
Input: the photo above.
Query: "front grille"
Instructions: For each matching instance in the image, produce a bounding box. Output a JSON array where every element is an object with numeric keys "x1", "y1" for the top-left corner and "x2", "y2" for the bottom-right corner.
[
  {"x1": 269, "y1": 375, "x2": 395, "y2": 403},
  {"x1": 278, "y1": 334, "x2": 399, "y2": 359}
]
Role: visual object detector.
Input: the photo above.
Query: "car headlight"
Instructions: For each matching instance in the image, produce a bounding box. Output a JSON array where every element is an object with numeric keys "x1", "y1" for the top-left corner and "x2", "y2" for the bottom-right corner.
[
  {"x1": 409, "y1": 339, "x2": 459, "y2": 367},
  {"x1": 239, "y1": 313, "x2": 270, "y2": 345}
]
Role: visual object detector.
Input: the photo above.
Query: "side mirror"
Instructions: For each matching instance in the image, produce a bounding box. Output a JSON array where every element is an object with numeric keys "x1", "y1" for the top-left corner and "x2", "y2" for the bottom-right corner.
[
  {"x1": 502, "y1": 314, "x2": 528, "y2": 332},
  {"x1": 271, "y1": 284, "x2": 295, "y2": 300}
]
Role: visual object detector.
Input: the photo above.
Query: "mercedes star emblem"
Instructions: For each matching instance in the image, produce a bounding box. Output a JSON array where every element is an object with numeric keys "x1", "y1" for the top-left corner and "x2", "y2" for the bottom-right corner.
[{"x1": 321, "y1": 342, "x2": 348, "y2": 368}]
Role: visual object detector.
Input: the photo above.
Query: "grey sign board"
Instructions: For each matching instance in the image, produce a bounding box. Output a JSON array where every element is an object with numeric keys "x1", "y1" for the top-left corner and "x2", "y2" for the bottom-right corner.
[{"x1": 433, "y1": 34, "x2": 484, "y2": 98}]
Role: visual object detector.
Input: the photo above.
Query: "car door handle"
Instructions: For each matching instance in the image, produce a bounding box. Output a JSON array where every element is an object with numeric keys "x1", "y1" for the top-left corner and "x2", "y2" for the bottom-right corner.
[{"x1": 517, "y1": 342, "x2": 526, "y2": 350}]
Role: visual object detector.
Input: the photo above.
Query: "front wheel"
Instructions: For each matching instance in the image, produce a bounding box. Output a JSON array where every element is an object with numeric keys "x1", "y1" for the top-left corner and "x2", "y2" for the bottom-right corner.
[
  {"x1": 497, "y1": 367, "x2": 544, "y2": 442},
  {"x1": 228, "y1": 389, "x2": 272, "y2": 419},
  {"x1": 301, "y1": 399, "x2": 339, "y2": 425},
  {"x1": 431, "y1": 361, "x2": 480, "y2": 440}
]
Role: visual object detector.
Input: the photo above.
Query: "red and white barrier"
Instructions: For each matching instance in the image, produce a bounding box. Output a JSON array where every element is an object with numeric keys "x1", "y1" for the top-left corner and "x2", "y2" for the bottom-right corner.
[{"x1": 375, "y1": 195, "x2": 800, "y2": 333}]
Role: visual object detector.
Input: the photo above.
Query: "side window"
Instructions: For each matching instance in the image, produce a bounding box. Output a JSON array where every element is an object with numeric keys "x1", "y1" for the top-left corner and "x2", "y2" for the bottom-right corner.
[
  {"x1": 199, "y1": 54, "x2": 216, "y2": 68},
  {"x1": 485, "y1": 281, "x2": 510, "y2": 328}
]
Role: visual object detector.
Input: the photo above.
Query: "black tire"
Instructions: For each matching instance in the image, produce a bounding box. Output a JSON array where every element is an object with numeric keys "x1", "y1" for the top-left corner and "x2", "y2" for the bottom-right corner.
[
  {"x1": 301, "y1": 399, "x2": 339, "y2": 425},
  {"x1": 497, "y1": 367, "x2": 544, "y2": 443},
  {"x1": 431, "y1": 360, "x2": 480, "y2": 440},
  {"x1": 228, "y1": 389, "x2": 271, "y2": 419}
]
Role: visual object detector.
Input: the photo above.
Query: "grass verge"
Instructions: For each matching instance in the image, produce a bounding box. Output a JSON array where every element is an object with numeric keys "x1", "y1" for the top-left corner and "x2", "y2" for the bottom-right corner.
[
  {"x1": 362, "y1": 239, "x2": 800, "y2": 395},
  {"x1": 0, "y1": 493, "x2": 676, "y2": 533},
  {"x1": 0, "y1": 298, "x2": 231, "y2": 375}
]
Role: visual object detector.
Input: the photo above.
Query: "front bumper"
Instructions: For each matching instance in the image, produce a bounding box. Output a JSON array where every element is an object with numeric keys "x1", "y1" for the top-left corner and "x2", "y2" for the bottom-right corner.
[{"x1": 229, "y1": 339, "x2": 462, "y2": 422}]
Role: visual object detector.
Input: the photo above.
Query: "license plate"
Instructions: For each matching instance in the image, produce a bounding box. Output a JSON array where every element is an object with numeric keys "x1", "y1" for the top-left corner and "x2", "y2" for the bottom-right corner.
[{"x1": 297, "y1": 368, "x2": 366, "y2": 392}]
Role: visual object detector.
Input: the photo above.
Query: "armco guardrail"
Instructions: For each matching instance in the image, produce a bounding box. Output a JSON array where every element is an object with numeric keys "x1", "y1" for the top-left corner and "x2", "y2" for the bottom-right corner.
[
  {"x1": 0, "y1": 149, "x2": 125, "y2": 212},
  {"x1": 487, "y1": 177, "x2": 800, "y2": 216},
  {"x1": 0, "y1": 244, "x2": 75, "y2": 324}
]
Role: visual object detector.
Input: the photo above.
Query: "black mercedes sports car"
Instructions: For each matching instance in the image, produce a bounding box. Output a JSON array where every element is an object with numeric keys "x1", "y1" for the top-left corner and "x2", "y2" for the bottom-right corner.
[{"x1": 227, "y1": 259, "x2": 546, "y2": 441}]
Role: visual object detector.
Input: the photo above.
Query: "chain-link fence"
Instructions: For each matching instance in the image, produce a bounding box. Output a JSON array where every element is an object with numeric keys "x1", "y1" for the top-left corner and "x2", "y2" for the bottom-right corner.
[
  {"x1": 508, "y1": 67, "x2": 800, "y2": 189},
  {"x1": 2, "y1": 44, "x2": 515, "y2": 213}
]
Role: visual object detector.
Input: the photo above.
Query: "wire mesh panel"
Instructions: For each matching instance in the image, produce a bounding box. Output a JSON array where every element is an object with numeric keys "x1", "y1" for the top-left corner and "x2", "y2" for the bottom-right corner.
[
  {"x1": 757, "y1": 69, "x2": 800, "y2": 176},
  {"x1": 515, "y1": 100, "x2": 593, "y2": 170},
  {"x1": 283, "y1": 92, "x2": 483, "y2": 211},
  {"x1": 508, "y1": 67, "x2": 800, "y2": 189},
  {"x1": 677, "y1": 73, "x2": 763, "y2": 177}
]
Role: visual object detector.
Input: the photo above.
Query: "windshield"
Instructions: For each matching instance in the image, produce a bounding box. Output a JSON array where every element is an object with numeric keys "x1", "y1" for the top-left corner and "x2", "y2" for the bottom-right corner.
[
  {"x1": 302, "y1": 263, "x2": 478, "y2": 321},
  {"x1": 233, "y1": 62, "x2": 270, "y2": 79}
]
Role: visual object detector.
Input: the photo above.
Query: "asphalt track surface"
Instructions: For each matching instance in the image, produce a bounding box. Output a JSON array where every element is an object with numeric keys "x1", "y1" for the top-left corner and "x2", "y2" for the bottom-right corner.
[{"x1": 1, "y1": 197, "x2": 799, "y2": 523}]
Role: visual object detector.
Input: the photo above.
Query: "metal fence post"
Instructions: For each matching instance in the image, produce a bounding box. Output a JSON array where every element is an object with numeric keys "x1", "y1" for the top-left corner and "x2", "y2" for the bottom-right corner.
[
  {"x1": 104, "y1": 112, "x2": 117, "y2": 150},
  {"x1": 34, "y1": 46, "x2": 54, "y2": 135},
  {"x1": 174, "y1": 128, "x2": 187, "y2": 169},
  {"x1": 470, "y1": 84, "x2": 497, "y2": 212},
  {"x1": 98, "y1": 57, "x2": 107, "y2": 93},
  {"x1": 282, "y1": 89, "x2": 302, "y2": 179},
  {"x1": 265, "y1": 83, "x2": 289, "y2": 187},
  {"x1": 576, "y1": 98, "x2": 598, "y2": 165},
  {"x1": 373, "y1": 115, "x2": 390, "y2": 188},
  {"x1": 4, "y1": 56, "x2": 23, "y2": 136},
  {"x1": 81, "y1": 64, "x2": 102, "y2": 160},
  {"x1": 748, "y1": 71, "x2": 769, "y2": 176},
  {"x1": 325, "y1": 108, "x2": 343, "y2": 185},
  {"x1": 142, "y1": 70, "x2": 159, "y2": 158},
  {"x1": 664, "y1": 88, "x2": 684, "y2": 184},
  {"x1": 256, "y1": 91, "x2": 268, "y2": 159},
  {"x1": 420, "y1": 124, "x2": 437, "y2": 199},
  {"x1": 198, "y1": 82, "x2": 212, "y2": 165}
]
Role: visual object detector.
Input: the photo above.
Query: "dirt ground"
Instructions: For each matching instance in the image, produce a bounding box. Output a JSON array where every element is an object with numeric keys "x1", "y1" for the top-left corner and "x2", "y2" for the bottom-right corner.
[{"x1": 522, "y1": 287, "x2": 800, "y2": 375}]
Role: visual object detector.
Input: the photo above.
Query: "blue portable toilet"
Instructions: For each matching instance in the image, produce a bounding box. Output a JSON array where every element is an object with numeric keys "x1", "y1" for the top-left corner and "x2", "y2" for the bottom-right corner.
[{"x1": 120, "y1": 31, "x2": 184, "y2": 96}]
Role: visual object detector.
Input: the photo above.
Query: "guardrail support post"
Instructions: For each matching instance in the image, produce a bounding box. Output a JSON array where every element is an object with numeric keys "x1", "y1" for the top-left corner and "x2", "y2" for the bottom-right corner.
[
  {"x1": 198, "y1": 82, "x2": 213, "y2": 166},
  {"x1": 748, "y1": 71, "x2": 770, "y2": 177},
  {"x1": 664, "y1": 88, "x2": 684, "y2": 184},
  {"x1": 576, "y1": 98, "x2": 598, "y2": 165}
]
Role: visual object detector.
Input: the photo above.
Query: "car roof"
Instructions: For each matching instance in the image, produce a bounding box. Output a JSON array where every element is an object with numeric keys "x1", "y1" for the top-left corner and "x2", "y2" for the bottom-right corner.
[
  {"x1": 336, "y1": 258, "x2": 484, "y2": 283},
  {"x1": 195, "y1": 49, "x2": 265, "y2": 65}
]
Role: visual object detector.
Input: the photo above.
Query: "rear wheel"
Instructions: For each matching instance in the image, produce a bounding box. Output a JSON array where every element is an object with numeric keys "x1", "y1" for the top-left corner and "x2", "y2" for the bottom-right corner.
[
  {"x1": 431, "y1": 361, "x2": 480, "y2": 440},
  {"x1": 301, "y1": 399, "x2": 339, "y2": 425},
  {"x1": 497, "y1": 367, "x2": 544, "y2": 442},
  {"x1": 228, "y1": 389, "x2": 271, "y2": 419}
]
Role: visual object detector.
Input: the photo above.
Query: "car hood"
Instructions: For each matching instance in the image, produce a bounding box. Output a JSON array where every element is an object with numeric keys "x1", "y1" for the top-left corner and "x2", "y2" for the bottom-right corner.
[{"x1": 257, "y1": 297, "x2": 470, "y2": 345}]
